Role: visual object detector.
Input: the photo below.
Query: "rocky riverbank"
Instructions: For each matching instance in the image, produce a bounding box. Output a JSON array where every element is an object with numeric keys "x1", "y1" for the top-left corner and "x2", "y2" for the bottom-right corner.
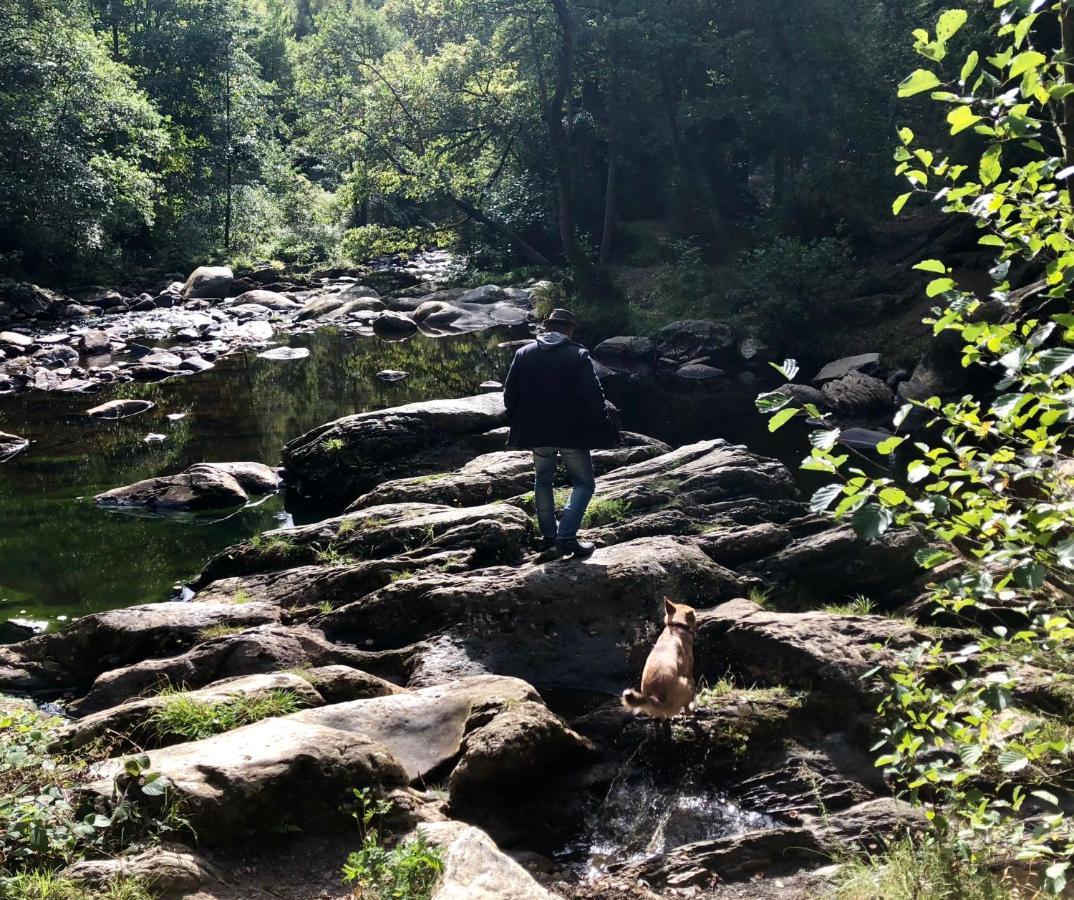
[{"x1": 0, "y1": 389, "x2": 948, "y2": 899}]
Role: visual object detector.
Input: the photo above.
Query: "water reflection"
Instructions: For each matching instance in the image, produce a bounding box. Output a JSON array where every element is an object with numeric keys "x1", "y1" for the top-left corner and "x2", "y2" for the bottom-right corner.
[{"x1": 0, "y1": 327, "x2": 522, "y2": 629}]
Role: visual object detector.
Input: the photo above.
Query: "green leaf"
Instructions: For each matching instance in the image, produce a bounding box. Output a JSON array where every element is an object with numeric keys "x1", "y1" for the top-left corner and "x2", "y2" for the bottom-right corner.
[
  {"x1": 958, "y1": 744, "x2": 984, "y2": 766},
  {"x1": 980, "y1": 145, "x2": 1002, "y2": 185},
  {"x1": 898, "y1": 127, "x2": 914, "y2": 145},
  {"x1": 140, "y1": 774, "x2": 172, "y2": 797},
  {"x1": 1031, "y1": 789, "x2": 1060, "y2": 807},
  {"x1": 1009, "y1": 49, "x2": 1046, "y2": 79},
  {"x1": 768, "y1": 407, "x2": 799, "y2": 433},
  {"x1": 892, "y1": 192, "x2": 913, "y2": 215},
  {"x1": 960, "y1": 50, "x2": 979, "y2": 84},
  {"x1": 810, "y1": 484, "x2": 843, "y2": 513},
  {"x1": 810, "y1": 428, "x2": 841, "y2": 450},
  {"x1": 899, "y1": 68, "x2": 942, "y2": 97},
  {"x1": 851, "y1": 503, "x2": 894, "y2": 540},
  {"x1": 915, "y1": 547, "x2": 954, "y2": 569},
  {"x1": 1038, "y1": 348, "x2": 1074, "y2": 374},
  {"x1": 913, "y1": 259, "x2": 947, "y2": 274},
  {"x1": 1013, "y1": 560, "x2": 1046, "y2": 589},
  {"x1": 926, "y1": 277, "x2": 956, "y2": 297},
  {"x1": 936, "y1": 9, "x2": 968, "y2": 42},
  {"x1": 771, "y1": 359, "x2": 800, "y2": 380},
  {"x1": 1056, "y1": 536, "x2": 1074, "y2": 569},
  {"x1": 947, "y1": 105, "x2": 982, "y2": 134},
  {"x1": 756, "y1": 391, "x2": 791, "y2": 414},
  {"x1": 876, "y1": 436, "x2": 905, "y2": 455},
  {"x1": 998, "y1": 749, "x2": 1029, "y2": 773}
]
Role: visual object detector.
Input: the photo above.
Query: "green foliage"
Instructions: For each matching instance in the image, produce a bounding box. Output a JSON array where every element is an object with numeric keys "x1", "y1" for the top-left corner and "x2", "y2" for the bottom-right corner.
[
  {"x1": 834, "y1": 834, "x2": 1012, "y2": 900},
  {"x1": 147, "y1": 688, "x2": 305, "y2": 741},
  {"x1": 581, "y1": 498, "x2": 629, "y2": 528},
  {"x1": 823, "y1": 596, "x2": 875, "y2": 616},
  {"x1": 0, "y1": 872, "x2": 153, "y2": 900},
  {"x1": 198, "y1": 624, "x2": 243, "y2": 640},
  {"x1": 341, "y1": 789, "x2": 443, "y2": 900},
  {"x1": 0, "y1": 701, "x2": 178, "y2": 874},
  {"x1": 340, "y1": 225, "x2": 454, "y2": 262},
  {"x1": 758, "y1": 4, "x2": 1074, "y2": 890}
]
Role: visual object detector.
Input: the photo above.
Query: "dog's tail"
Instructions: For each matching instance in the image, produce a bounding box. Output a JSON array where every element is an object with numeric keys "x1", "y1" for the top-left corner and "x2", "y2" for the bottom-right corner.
[{"x1": 621, "y1": 688, "x2": 650, "y2": 712}]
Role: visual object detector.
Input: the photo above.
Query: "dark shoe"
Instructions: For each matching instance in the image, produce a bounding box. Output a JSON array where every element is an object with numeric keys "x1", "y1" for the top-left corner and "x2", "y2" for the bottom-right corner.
[{"x1": 556, "y1": 537, "x2": 595, "y2": 558}]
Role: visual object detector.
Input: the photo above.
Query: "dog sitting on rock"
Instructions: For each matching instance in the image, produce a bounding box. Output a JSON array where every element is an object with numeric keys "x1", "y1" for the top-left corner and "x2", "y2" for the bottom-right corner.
[{"x1": 621, "y1": 598, "x2": 697, "y2": 719}]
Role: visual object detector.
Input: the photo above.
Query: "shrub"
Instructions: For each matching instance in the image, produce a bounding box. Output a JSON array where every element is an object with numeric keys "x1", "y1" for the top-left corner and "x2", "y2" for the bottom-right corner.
[{"x1": 339, "y1": 225, "x2": 453, "y2": 263}]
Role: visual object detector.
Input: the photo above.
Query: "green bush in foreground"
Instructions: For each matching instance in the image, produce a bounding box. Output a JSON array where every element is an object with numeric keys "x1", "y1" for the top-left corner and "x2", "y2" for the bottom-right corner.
[
  {"x1": 761, "y1": 3, "x2": 1074, "y2": 892},
  {"x1": 341, "y1": 789, "x2": 443, "y2": 900},
  {"x1": 0, "y1": 872, "x2": 151, "y2": 900}
]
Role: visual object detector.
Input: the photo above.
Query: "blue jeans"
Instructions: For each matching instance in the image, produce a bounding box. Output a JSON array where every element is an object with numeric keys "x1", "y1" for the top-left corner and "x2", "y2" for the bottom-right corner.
[{"x1": 533, "y1": 447, "x2": 595, "y2": 541}]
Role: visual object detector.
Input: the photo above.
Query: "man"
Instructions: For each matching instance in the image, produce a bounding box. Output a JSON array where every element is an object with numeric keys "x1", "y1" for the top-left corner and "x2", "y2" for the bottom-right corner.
[{"x1": 503, "y1": 308, "x2": 620, "y2": 557}]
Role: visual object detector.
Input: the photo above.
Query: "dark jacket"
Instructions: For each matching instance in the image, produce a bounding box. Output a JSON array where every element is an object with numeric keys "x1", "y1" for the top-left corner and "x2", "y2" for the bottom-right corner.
[{"x1": 503, "y1": 333, "x2": 621, "y2": 450}]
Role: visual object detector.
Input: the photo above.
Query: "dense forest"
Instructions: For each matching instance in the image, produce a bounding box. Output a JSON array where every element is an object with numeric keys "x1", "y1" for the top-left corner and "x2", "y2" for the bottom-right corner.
[{"x1": 1, "y1": 0, "x2": 947, "y2": 301}]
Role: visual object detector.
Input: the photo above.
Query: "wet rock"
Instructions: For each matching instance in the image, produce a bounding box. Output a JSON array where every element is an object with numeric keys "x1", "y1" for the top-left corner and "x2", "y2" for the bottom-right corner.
[
  {"x1": 0, "y1": 330, "x2": 35, "y2": 354},
  {"x1": 376, "y1": 369, "x2": 408, "y2": 382},
  {"x1": 297, "y1": 294, "x2": 386, "y2": 321},
  {"x1": 128, "y1": 363, "x2": 180, "y2": 381},
  {"x1": 654, "y1": 320, "x2": 736, "y2": 367},
  {"x1": 802, "y1": 797, "x2": 924, "y2": 849},
  {"x1": 813, "y1": 352, "x2": 882, "y2": 384},
  {"x1": 61, "y1": 845, "x2": 220, "y2": 895},
  {"x1": 86, "y1": 399, "x2": 155, "y2": 419},
  {"x1": 302, "y1": 664, "x2": 404, "y2": 703},
  {"x1": 821, "y1": 371, "x2": 894, "y2": 414},
  {"x1": 139, "y1": 350, "x2": 183, "y2": 368},
  {"x1": 593, "y1": 335, "x2": 657, "y2": 366},
  {"x1": 321, "y1": 536, "x2": 745, "y2": 693},
  {"x1": 838, "y1": 427, "x2": 896, "y2": 452},
  {"x1": 281, "y1": 392, "x2": 508, "y2": 507},
  {"x1": 182, "y1": 265, "x2": 234, "y2": 299},
  {"x1": 61, "y1": 303, "x2": 93, "y2": 318},
  {"x1": 77, "y1": 330, "x2": 111, "y2": 356},
  {"x1": 0, "y1": 601, "x2": 283, "y2": 693},
  {"x1": 420, "y1": 820, "x2": 557, "y2": 900},
  {"x1": 612, "y1": 827, "x2": 825, "y2": 888},
  {"x1": 0, "y1": 431, "x2": 29, "y2": 462},
  {"x1": 178, "y1": 355, "x2": 214, "y2": 372},
  {"x1": 674, "y1": 363, "x2": 725, "y2": 386},
  {"x1": 231, "y1": 289, "x2": 300, "y2": 311},
  {"x1": 71, "y1": 624, "x2": 400, "y2": 714},
  {"x1": 257, "y1": 346, "x2": 310, "y2": 361},
  {"x1": 373, "y1": 311, "x2": 419, "y2": 337},
  {"x1": 204, "y1": 461, "x2": 282, "y2": 494},
  {"x1": 449, "y1": 700, "x2": 595, "y2": 800},
  {"x1": 53, "y1": 671, "x2": 325, "y2": 751},
  {"x1": 697, "y1": 598, "x2": 924, "y2": 703},
  {"x1": 413, "y1": 299, "x2": 465, "y2": 327},
  {"x1": 95, "y1": 464, "x2": 249, "y2": 511},
  {"x1": 738, "y1": 332, "x2": 774, "y2": 368}
]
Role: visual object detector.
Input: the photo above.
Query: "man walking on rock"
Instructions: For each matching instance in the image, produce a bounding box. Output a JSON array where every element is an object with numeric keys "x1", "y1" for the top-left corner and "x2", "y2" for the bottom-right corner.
[{"x1": 504, "y1": 308, "x2": 620, "y2": 557}]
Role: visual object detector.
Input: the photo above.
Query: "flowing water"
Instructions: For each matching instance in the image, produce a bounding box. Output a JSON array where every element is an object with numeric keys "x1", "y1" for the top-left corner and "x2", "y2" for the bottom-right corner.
[{"x1": 0, "y1": 326, "x2": 523, "y2": 630}]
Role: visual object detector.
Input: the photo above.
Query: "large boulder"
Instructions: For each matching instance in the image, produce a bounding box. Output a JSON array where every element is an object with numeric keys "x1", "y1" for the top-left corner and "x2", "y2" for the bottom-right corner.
[
  {"x1": 593, "y1": 335, "x2": 657, "y2": 367},
  {"x1": 0, "y1": 601, "x2": 284, "y2": 693},
  {"x1": 86, "y1": 399, "x2": 155, "y2": 419},
  {"x1": 0, "y1": 281, "x2": 68, "y2": 325},
  {"x1": 821, "y1": 371, "x2": 894, "y2": 415},
  {"x1": 696, "y1": 598, "x2": 924, "y2": 703},
  {"x1": 320, "y1": 535, "x2": 747, "y2": 693},
  {"x1": 281, "y1": 393, "x2": 509, "y2": 507},
  {"x1": 372, "y1": 311, "x2": 419, "y2": 337},
  {"x1": 229, "y1": 289, "x2": 299, "y2": 311},
  {"x1": 95, "y1": 464, "x2": 250, "y2": 511},
  {"x1": 297, "y1": 294, "x2": 385, "y2": 321},
  {"x1": 181, "y1": 266, "x2": 233, "y2": 299},
  {"x1": 654, "y1": 320, "x2": 736, "y2": 367},
  {"x1": 78, "y1": 329, "x2": 111, "y2": 356}
]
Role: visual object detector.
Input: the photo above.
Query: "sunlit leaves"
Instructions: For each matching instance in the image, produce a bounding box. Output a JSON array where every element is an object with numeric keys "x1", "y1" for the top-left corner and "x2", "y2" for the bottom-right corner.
[{"x1": 899, "y1": 68, "x2": 942, "y2": 97}]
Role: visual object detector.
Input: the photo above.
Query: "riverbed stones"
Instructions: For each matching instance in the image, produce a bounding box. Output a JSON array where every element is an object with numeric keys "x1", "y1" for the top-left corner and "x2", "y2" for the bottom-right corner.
[
  {"x1": 281, "y1": 392, "x2": 509, "y2": 507},
  {"x1": 86, "y1": 398, "x2": 155, "y2": 419},
  {"x1": 182, "y1": 265, "x2": 234, "y2": 299},
  {"x1": 230, "y1": 289, "x2": 299, "y2": 311}
]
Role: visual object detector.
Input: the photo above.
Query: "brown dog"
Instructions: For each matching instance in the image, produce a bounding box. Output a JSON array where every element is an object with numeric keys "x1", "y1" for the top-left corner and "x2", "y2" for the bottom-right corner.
[{"x1": 621, "y1": 598, "x2": 697, "y2": 719}]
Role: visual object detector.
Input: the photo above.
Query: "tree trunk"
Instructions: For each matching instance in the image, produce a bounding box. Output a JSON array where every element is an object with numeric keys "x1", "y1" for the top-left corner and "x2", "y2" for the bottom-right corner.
[
  {"x1": 599, "y1": 41, "x2": 619, "y2": 266},
  {"x1": 223, "y1": 34, "x2": 233, "y2": 251},
  {"x1": 447, "y1": 193, "x2": 554, "y2": 268}
]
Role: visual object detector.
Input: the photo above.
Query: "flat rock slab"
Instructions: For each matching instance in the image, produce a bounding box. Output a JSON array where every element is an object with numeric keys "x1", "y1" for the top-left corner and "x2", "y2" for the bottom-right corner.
[
  {"x1": 697, "y1": 598, "x2": 924, "y2": 703},
  {"x1": 813, "y1": 352, "x2": 882, "y2": 384},
  {"x1": 62, "y1": 844, "x2": 220, "y2": 895},
  {"x1": 281, "y1": 393, "x2": 508, "y2": 507},
  {"x1": 320, "y1": 535, "x2": 746, "y2": 693},
  {"x1": 257, "y1": 346, "x2": 309, "y2": 361},
  {"x1": 86, "y1": 399, "x2": 155, "y2": 419}
]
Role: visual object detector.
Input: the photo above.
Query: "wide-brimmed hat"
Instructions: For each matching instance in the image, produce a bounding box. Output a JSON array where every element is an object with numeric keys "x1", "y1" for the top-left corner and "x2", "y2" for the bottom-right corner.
[{"x1": 545, "y1": 308, "x2": 578, "y2": 327}]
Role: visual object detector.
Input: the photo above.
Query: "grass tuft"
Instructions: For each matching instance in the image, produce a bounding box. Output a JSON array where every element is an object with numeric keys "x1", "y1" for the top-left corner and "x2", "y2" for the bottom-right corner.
[
  {"x1": 147, "y1": 689, "x2": 305, "y2": 742},
  {"x1": 0, "y1": 872, "x2": 153, "y2": 900},
  {"x1": 198, "y1": 624, "x2": 244, "y2": 641},
  {"x1": 823, "y1": 595, "x2": 875, "y2": 616}
]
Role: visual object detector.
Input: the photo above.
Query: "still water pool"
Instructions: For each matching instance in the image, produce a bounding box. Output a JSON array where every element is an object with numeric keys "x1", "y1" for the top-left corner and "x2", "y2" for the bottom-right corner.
[{"x1": 0, "y1": 326, "x2": 522, "y2": 630}]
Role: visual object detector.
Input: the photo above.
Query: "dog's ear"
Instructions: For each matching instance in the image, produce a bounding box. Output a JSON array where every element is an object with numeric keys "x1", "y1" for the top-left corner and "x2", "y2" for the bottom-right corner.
[{"x1": 664, "y1": 597, "x2": 676, "y2": 617}]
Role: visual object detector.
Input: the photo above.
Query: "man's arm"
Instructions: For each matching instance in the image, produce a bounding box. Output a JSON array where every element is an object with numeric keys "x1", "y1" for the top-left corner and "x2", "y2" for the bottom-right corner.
[
  {"x1": 503, "y1": 349, "x2": 523, "y2": 419},
  {"x1": 577, "y1": 349, "x2": 607, "y2": 419}
]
